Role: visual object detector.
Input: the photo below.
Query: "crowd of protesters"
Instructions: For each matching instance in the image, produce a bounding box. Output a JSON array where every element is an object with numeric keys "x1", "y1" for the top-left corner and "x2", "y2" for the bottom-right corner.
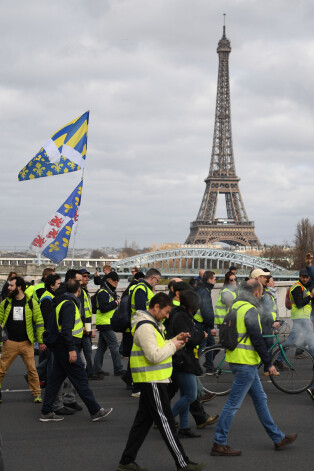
[{"x1": 1, "y1": 254, "x2": 314, "y2": 470}]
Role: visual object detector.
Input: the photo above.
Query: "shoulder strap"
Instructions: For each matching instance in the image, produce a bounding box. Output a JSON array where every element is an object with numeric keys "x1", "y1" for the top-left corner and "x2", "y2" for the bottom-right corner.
[
  {"x1": 4, "y1": 299, "x2": 9, "y2": 311},
  {"x1": 135, "y1": 319, "x2": 163, "y2": 337}
]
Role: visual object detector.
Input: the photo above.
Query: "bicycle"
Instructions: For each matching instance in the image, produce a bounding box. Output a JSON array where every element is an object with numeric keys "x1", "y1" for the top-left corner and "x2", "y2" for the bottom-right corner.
[{"x1": 198, "y1": 320, "x2": 314, "y2": 395}]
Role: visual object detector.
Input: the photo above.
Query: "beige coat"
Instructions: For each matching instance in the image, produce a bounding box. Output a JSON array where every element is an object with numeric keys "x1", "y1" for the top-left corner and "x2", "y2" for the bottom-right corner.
[{"x1": 131, "y1": 310, "x2": 177, "y2": 364}]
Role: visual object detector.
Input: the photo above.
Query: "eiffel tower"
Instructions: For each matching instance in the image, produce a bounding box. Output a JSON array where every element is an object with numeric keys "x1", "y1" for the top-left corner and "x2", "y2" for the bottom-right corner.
[{"x1": 185, "y1": 21, "x2": 260, "y2": 247}]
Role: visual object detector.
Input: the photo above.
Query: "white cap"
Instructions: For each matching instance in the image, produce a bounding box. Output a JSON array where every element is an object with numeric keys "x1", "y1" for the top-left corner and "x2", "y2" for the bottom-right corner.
[{"x1": 251, "y1": 269, "x2": 270, "y2": 279}]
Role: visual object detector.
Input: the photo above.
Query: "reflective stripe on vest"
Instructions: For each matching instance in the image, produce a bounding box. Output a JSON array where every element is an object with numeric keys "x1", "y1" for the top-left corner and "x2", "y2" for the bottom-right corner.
[
  {"x1": 225, "y1": 301, "x2": 261, "y2": 365},
  {"x1": 172, "y1": 300, "x2": 180, "y2": 306},
  {"x1": 96, "y1": 288, "x2": 115, "y2": 325},
  {"x1": 289, "y1": 282, "x2": 311, "y2": 319},
  {"x1": 83, "y1": 289, "x2": 92, "y2": 320},
  {"x1": 214, "y1": 288, "x2": 237, "y2": 325},
  {"x1": 130, "y1": 323, "x2": 172, "y2": 382},
  {"x1": 55, "y1": 300, "x2": 83, "y2": 338}
]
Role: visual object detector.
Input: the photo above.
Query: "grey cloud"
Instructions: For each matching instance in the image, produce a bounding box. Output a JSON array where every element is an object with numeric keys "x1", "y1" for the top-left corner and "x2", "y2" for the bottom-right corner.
[{"x1": 0, "y1": 0, "x2": 314, "y2": 250}]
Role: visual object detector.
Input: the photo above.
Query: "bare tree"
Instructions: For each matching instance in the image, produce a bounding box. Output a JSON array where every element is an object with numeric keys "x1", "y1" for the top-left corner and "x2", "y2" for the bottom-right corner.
[
  {"x1": 294, "y1": 218, "x2": 314, "y2": 269},
  {"x1": 90, "y1": 249, "x2": 108, "y2": 259},
  {"x1": 262, "y1": 245, "x2": 294, "y2": 270}
]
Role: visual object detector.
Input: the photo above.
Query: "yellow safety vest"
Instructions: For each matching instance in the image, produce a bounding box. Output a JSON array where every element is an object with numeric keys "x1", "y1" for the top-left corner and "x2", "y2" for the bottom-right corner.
[
  {"x1": 33, "y1": 282, "x2": 45, "y2": 302},
  {"x1": 226, "y1": 301, "x2": 261, "y2": 365},
  {"x1": 214, "y1": 287, "x2": 237, "y2": 325},
  {"x1": 130, "y1": 282, "x2": 154, "y2": 319},
  {"x1": 25, "y1": 284, "x2": 34, "y2": 298},
  {"x1": 82, "y1": 289, "x2": 92, "y2": 321},
  {"x1": 55, "y1": 300, "x2": 83, "y2": 339},
  {"x1": 130, "y1": 322, "x2": 172, "y2": 382},
  {"x1": 289, "y1": 282, "x2": 311, "y2": 320},
  {"x1": 172, "y1": 299, "x2": 180, "y2": 306},
  {"x1": 263, "y1": 288, "x2": 277, "y2": 321},
  {"x1": 96, "y1": 288, "x2": 116, "y2": 326}
]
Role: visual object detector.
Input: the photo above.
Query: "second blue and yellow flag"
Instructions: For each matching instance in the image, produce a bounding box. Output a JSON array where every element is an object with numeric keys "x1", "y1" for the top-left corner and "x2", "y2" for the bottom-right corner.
[{"x1": 18, "y1": 111, "x2": 89, "y2": 181}]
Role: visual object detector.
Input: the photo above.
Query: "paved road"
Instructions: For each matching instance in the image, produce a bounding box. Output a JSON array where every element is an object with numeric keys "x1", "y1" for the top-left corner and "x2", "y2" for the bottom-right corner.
[{"x1": 0, "y1": 352, "x2": 313, "y2": 471}]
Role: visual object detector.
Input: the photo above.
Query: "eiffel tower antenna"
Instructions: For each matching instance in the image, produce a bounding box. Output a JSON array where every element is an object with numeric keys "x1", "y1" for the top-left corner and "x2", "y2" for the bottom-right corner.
[{"x1": 185, "y1": 21, "x2": 260, "y2": 247}]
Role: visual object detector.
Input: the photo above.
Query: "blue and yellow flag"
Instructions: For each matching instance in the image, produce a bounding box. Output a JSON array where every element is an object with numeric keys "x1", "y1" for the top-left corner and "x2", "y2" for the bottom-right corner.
[
  {"x1": 30, "y1": 181, "x2": 83, "y2": 264},
  {"x1": 18, "y1": 112, "x2": 89, "y2": 181}
]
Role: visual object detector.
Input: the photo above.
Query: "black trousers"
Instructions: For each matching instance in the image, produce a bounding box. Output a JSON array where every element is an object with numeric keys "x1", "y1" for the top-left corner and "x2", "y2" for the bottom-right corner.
[
  {"x1": 120, "y1": 383, "x2": 189, "y2": 468},
  {"x1": 41, "y1": 344, "x2": 100, "y2": 415}
]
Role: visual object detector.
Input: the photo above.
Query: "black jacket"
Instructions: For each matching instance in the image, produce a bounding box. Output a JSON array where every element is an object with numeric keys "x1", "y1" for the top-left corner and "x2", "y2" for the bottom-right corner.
[
  {"x1": 167, "y1": 307, "x2": 205, "y2": 375},
  {"x1": 52, "y1": 293, "x2": 82, "y2": 352}
]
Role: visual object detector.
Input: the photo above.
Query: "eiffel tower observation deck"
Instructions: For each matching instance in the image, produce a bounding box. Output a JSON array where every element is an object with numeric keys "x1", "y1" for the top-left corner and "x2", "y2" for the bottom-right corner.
[{"x1": 186, "y1": 20, "x2": 260, "y2": 247}]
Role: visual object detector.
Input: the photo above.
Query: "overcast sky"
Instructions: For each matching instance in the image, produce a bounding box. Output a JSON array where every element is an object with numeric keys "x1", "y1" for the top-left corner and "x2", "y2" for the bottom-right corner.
[{"x1": 1, "y1": 0, "x2": 314, "y2": 251}]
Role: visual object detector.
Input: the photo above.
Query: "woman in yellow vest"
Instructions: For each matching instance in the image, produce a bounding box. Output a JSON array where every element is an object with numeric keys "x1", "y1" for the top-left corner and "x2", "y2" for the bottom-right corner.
[{"x1": 118, "y1": 292, "x2": 205, "y2": 471}]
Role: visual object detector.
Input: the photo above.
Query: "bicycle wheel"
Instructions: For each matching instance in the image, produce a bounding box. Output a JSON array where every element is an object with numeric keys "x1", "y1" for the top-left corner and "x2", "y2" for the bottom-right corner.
[
  {"x1": 270, "y1": 344, "x2": 314, "y2": 394},
  {"x1": 198, "y1": 346, "x2": 232, "y2": 396}
]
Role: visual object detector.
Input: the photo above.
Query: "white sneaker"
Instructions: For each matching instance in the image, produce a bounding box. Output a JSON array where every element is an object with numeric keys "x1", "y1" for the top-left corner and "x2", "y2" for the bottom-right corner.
[{"x1": 131, "y1": 392, "x2": 141, "y2": 398}]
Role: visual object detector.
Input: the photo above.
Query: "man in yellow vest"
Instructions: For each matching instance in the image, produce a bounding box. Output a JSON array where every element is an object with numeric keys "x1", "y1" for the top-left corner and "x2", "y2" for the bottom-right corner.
[
  {"x1": 93, "y1": 271, "x2": 125, "y2": 377},
  {"x1": 251, "y1": 269, "x2": 281, "y2": 376},
  {"x1": 33, "y1": 267, "x2": 56, "y2": 302},
  {"x1": 127, "y1": 268, "x2": 161, "y2": 397},
  {"x1": 214, "y1": 271, "x2": 237, "y2": 327},
  {"x1": 211, "y1": 280, "x2": 297, "y2": 456},
  {"x1": 118, "y1": 292, "x2": 205, "y2": 471},
  {"x1": 40, "y1": 279, "x2": 113, "y2": 422},
  {"x1": 0, "y1": 276, "x2": 44, "y2": 404},
  {"x1": 274, "y1": 269, "x2": 314, "y2": 398}
]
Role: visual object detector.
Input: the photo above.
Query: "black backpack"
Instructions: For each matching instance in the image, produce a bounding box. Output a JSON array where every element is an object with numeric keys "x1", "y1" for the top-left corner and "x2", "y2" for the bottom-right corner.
[
  {"x1": 111, "y1": 283, "x2": 148, "y2": 333},
  {"x1": 219, "y1": 303, "x2": 248, "y2": 351},
  {"x1": 91, "y1": 289, "x2": 101, "y2": 314}
]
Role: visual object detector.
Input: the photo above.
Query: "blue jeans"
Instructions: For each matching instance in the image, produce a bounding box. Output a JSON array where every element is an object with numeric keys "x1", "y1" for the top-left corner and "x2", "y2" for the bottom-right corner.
[
  {"x1": 214, "y1": 364, "x2": 284, "y2": 445},
  {"x1": 172, "y1": 372, "x2": 197, "y2": 429},
  {"x1": 194, "y1": 322, "x2": 215, "y2": 369},
  {"x1": 93, "y1": 329, "x2": 123, "y2": 374}
]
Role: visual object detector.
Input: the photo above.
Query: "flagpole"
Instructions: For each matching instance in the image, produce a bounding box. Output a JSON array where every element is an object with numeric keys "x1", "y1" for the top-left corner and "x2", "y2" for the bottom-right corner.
[{"x1": 71, "y1": 168, "x2": 85, "y2": 268}]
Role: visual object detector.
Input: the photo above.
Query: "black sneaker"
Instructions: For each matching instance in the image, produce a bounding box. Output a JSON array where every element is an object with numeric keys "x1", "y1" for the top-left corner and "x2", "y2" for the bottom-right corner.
[
  {"x1": 178, "y1": 428, "x2": 201, "y2": 438},
  {"x1": 39, "y1": 412, "x2": 65, "y2": 422},
  {"x1": 64, "y1": 402, "x2": 83, "y2": 411},
  {"x1": 88, "y1": 373, "x2": 105, "y2": 380},
  {"x1": 114, "y1": 369, "x2": 126, "y2": 377}
]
